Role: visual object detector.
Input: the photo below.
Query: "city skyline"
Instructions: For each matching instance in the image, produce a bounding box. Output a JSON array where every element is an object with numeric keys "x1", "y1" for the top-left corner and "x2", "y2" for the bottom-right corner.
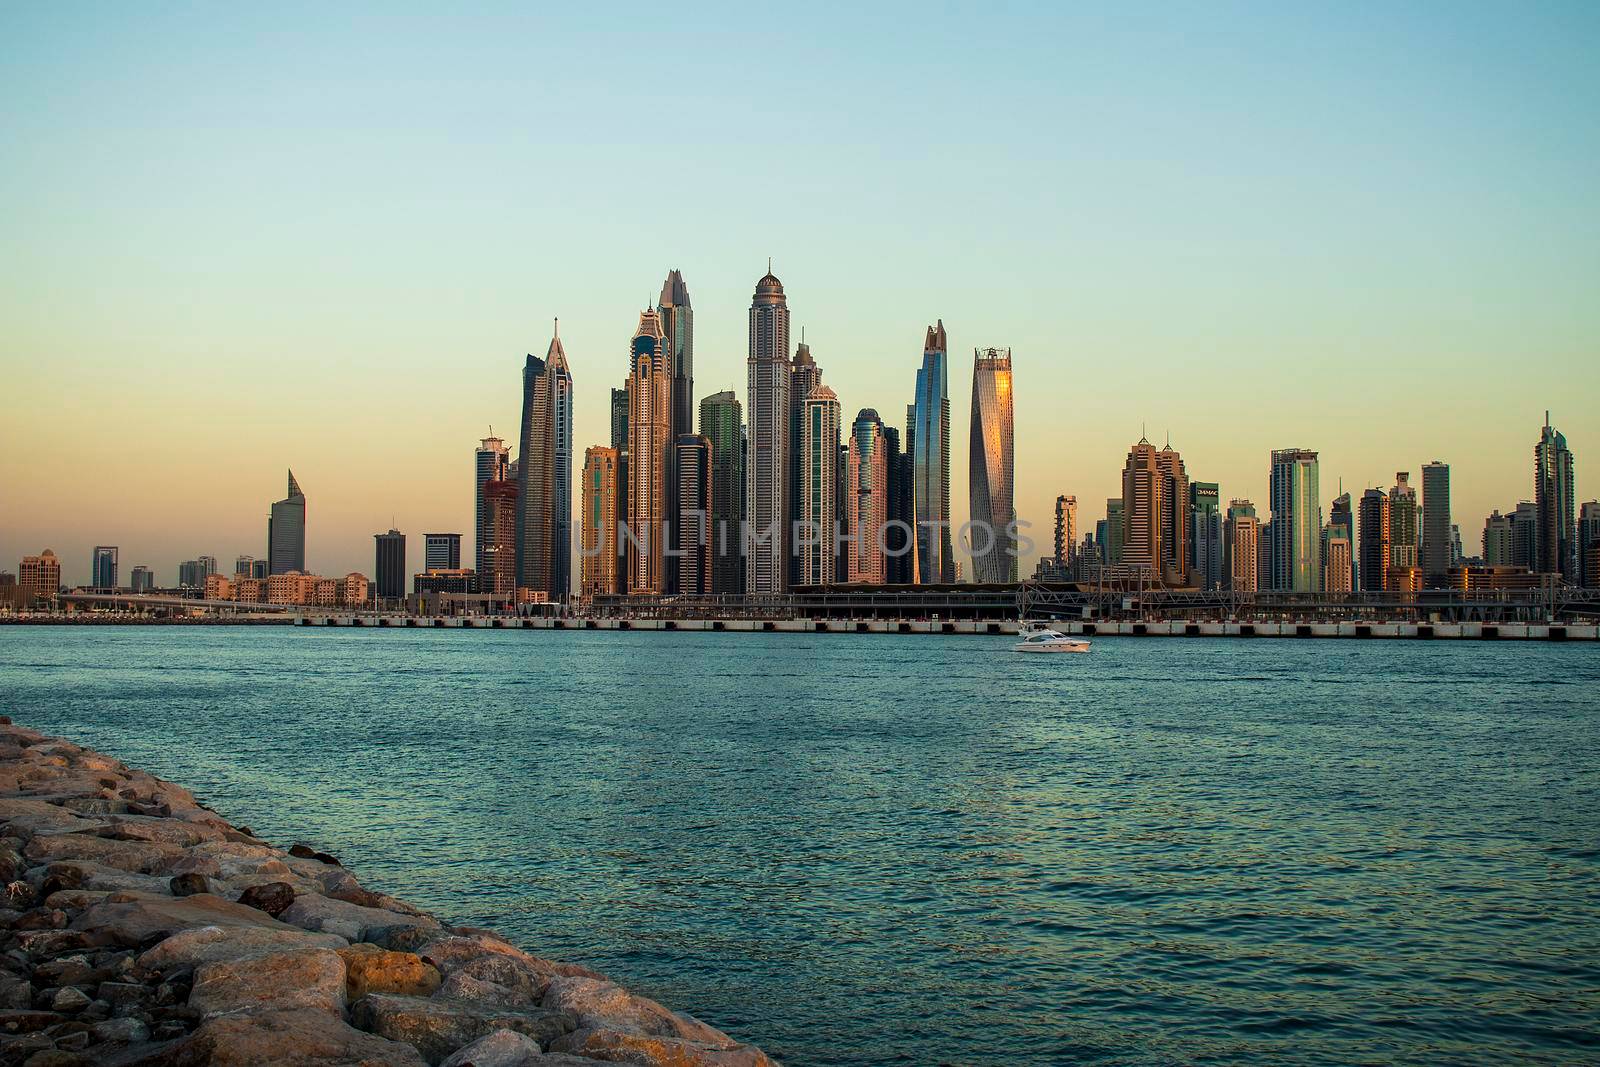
[{"x1": 3, "y1": 6, "x2": 1598, "y2": 583}]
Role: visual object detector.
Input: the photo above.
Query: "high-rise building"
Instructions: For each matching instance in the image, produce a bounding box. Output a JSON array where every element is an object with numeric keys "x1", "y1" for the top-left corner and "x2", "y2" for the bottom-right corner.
[
  {"x1": 1054, "y1": 496, "x2": 1078, "y2": 571},
  {"x1": 268, "y1": 470, "x2": 306, "y2": 575},
  {"x1": 1189, "y1": 483, "x2": 1222, "y2": 590},
  {"x1": 799, "y1": 384, "x2": 841, "y2": 587},
  {"x1": 1223, "y1": 501, "x2": 1258, "y2": 593},
  {"x1": 1390, "y1": 472, "x2": 1419, "y2": 571},
  {"x1": 1482, "y1": 510, "x2": 1513, "y2": 565},
  {"x1": 699, "y1": 391, "x2": 745, "y2": 596},
  {"x1": 178, "y1": 559, "x2": 212, "y2": 588},
  {"x1": 884, "y1": 425, "x2": 914, "y2": 584},
  {"x1": 474, "y1": 434, "x2": 510, "y2": 576},
  {"x1": 91, "y1": 546, "x2": 118, "y2": 590},
  {"x1": 251, "y1": 559, "x2": 269, "y2": 581},
  {"x1": 18, "y1": 551, "x2": 61, "y2": 601},
  {"x1": 788, "y1": 338, "x2": 824, "y2": 588},
  {"x1": 911, "y1": 322, "x2": 953, "y2": 583},
  {"x1": 969, "y1": 347, "x2": 1016, "y2": 584},
  {"x1": 1511, "y1": 500, "x2": 1539, "y2": 569},
  {"x1": 1579, "y1": 501, "x2": 1600, "y2": 588},
  {"x1": 628, "y1": 308, "x2": 671, "y2": 595},
  {"x1": 1421, "y1": 461, "x2": 1451, "y2": 586},
  {"x1": 1156, "y1": 442, "x2": 1190, "y2": 587},
  {"x1": 1321, "y1": 524, "x2": 1353, "y2": 593},
  {"x1": 579, "y1": 448, "x2": 619, "y2": 600},
  {"x1": 746, "y1": 267, "x2": 791, "y2": 595},
  {"x1": 424, "y1": 533, "x2": 461, "y2": 573},
  {"x1": 234, "y1": 555, "x2": 255, "y2": 578},
  {"x1": 1121, "y1": 438, "x2": 1163, "y2": 580},
  {"x1": 129, "y1": 566, "x2": 154, "y2": 593},
  {"x1": 675, "y1": 435, "x2": 712, "y2": 597},
  {"x1": 659, "y1": 270, "x2": 693, "y2": 448},
  {"x1": 1358, "y1": 488, "x2": 1390, "y2": 592},
  {"x1": 1269, "y1": 449, "x2": 1321, "y2": 592},
  {"x1": 1329, "y1": 491, "x2": 1355, "y2": 588},
  {"x1": 610, "y1": 388, "x2": 629, "y2": 452},
  {"x1": 484, "y1": 480, "x2": 519, "y2": 601},
  {"x1": 374, "y1": 530, "x2": 406, "y2": 601},
  {"x1": 1103, "y1": 499, "x2": 1125, "y2": 565},
  {"x1": 1535, "y1": 413, "x2": 1576, "y2": 580},
  {"x1": 847, "y1": 409, "x2": 889, "y2": 584},
  {"x1": 515, "y1": 325, "x2": 574, "y2": 600}
]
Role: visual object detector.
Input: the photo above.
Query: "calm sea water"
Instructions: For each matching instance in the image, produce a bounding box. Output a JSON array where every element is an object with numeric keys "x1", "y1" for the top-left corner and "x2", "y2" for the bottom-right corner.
[{"x1": 1, "y1": 626, "x2": 1597, "y2": 1064}]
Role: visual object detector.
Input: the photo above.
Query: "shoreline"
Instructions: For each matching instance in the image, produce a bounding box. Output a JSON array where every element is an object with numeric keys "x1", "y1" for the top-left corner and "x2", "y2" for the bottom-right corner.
[{"x1": 0, "y1": 718, "x2": 776, "y2": 1066}]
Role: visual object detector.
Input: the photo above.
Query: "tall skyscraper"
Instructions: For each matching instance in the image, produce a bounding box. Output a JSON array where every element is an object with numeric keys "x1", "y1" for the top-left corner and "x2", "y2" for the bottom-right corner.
[
  {"x1": 580, "y1": 447, "x2": 619, "y2": 600},
  {"x1": 424, "y1": 533, "x2": 461, "y2": 572},
  {"x1": 1482, "y1": 510, "x2": 1513, "y2": 565},
  {"x1": 628, "y1": 308, "x2": 671, "y2": 595},
  {"x1": 1189, "y1": 483, "x2": 1222, "y2": 590},
  {"x1": 1511, "y1": 500, "x2": 1539, "y2": 569},
  {"x1": 91, "y1": 546, "x2": 118, "y2": 590},
  {"x1": 1389, "y1": 472, "x2": 1419, "y2": 571},
  {"x1": 1580, "y1": 500, "x2": 1600, "y2": 588},
  {"x1": 659, "y1": 270, "x2": 693, "y2": 446},
  {"x1": 1269, "y1": 449, "x2": 1321, "y2": 592},
  {"x1": 610, "y1": 388, "x2": 629, "y2": 451},
  {"x1": 911, "y1": 322, "x2": 953, "y2": 583},
  {"x1": 847, "y1": 409, "x2": 889, "y2": 584},
  {"x1": 484, "y1": 480, "x2": 519, "y2": 601},
  {"x1": 884, "y1": 425, "x2": 915, "y2": 584},
  {"x1": 1223, "y1": 500, "x2": 1258, "y2": 593},
  {"x1": 474, "y1": 434, "x2": 510, "y2": 577},
  {"x1": 1421, "y1": 461, "x2": 1451, "y2": 586},
  {"x1": 788, "y1": 338, "x2": 824, "y2": 588},
  {"x1": 515, "y1": 325, "x2": 574, "y2": 600},
  {"x1": 699, "y1": 391, "x2": 745, "y2": 596},
  {"x1": 1329, "y1": 491, "x2": 1355, "y2": 588},
  {"x1": 969, "y1": 347, "x2": 1016, "y2": 584},
  {"x1": 1054, "y1": 496, "x2": 1078, "y2": 571},
  {"x1": 268, "y1": 470, "x2": 306, "y2": 576},
  {"x1": 676, "y1": 435, "x2": 712, "y2": 596},
  {"x1": 1358, "y1": 488, "x2": 1390, "y2": 592},
  {"x1": 1103, "y1": 499, "x2": 1125, "y2": 565},
  {"x1": 746, "y1": 267, "x2": 791, "y2": 595},
  {"x1": 1321, "y1": 524, "x2": 1353, "y2": 593},
  {"x1": 1535, "y1": 413, "x2": 1576, "y2": 579},
  {"x1": 1121, "y1": 438, "x2": 1163, "y2": 579},
  {"x1": 799, "y1": 384, "x2": 841, "y2": 587},
  {"x1": 1156, "y1": 441, "x2": 1190, "y2": 587},
  {"x1": 374, "y1": 530, "x2": 406, "y2": 601}
]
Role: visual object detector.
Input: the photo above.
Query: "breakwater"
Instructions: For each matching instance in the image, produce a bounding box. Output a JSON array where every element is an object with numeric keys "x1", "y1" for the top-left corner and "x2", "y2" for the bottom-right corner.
[{"x1": 0, "y1": 718, "x2": 775, "y2": 1066}]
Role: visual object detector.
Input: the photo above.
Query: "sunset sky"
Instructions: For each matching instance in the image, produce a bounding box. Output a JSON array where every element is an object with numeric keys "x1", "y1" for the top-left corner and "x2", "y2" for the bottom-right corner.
[{"x1": 2, "y1": 3, "x2": 1596, "y2": 584}]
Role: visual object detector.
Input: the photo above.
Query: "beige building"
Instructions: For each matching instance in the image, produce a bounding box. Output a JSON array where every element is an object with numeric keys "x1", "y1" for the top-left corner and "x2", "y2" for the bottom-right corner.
[
  {"x1": 847, "y1": 410, "x2": 889, "y2": 584},
  {"x1": 18, "y1": 551, "x2": 61, "y2": 602},
  {"x1": 204, "y1": 574, "x2": 234, "y2": 601},
  {"x1": 581, "y1": 446, "x2": 620, "y2": 599},
  {"x1": 484, "y1": 479, "x2": 520, "y2": 600},
  {"x1": 628, "y1": 309, "x2": 671, "y2": 595},
  {"x1": 1224, "y1": 501, "x2": 1259, "y2": 593}
]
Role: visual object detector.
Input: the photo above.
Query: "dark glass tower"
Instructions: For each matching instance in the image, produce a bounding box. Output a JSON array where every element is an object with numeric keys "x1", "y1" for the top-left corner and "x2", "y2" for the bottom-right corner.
[
  {"x1": 374, "y1": 529, "x2": 406, "y2": 601},
  {"x1": 268, "y1": 470, "x2": 306, "y2": 575},
  {"x1": 699, "y1": 390, "x2": 745, "y2": 595}
]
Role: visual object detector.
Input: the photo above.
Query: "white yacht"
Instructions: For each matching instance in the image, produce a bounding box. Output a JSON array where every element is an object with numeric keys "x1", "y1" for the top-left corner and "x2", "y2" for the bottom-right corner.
[{"x1": 1014, "y1": 622, "x2": 1091, "y2": 654}]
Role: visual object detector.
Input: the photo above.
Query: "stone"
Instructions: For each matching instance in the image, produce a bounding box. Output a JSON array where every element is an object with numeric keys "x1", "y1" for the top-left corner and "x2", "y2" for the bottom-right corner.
[
  {"x1": 95, "y1": 982, "x2": 151, "y2": 1015},
  {"x1": 436, "y1": 972, "x2": 534, "y2": 1008},
  {"x1": 22, "y1": 835, "x2": 181, "y2": 875},
  {"x1": 235, "y1": 882, "x2": 294, "y2": 917},
  {"x1": 21, "y1": 1050, "x2": 87, "y2": 1067},
  {"x1": 279, "y1": 894, "x2": 438, "y2": 943},
  {"x1": 349, "y1": 993, "x2": 575, "y2": 1065},
  {"x1": 335, "y1": 944, "x2": 440, "y2": 1000},
  {"x1": 411, "y1": 934, "x2": 544, "y2": 977},
  {"x1": 549, "y1": 1027, "x2": 777, "y2": 1067},
  {"x1": 90, "y1": 1016, "x2": 149, "y2": 1044},
  {"x1": 103, "y1": 816, "x2": 222, "y2": 848},
  {"x1": 48, "y1": 987, "x2": 91, "y2": 1013},
  {"x1": 108, "y1": 1007, "x2": 424, "y2": 1066},
  {"x1": 188, "y1": 948, "x2": 346, "y2": 1019},
  {"x1": 138, "y1": 924, "x2": 348, "y2": 971},
  {"x1": 448, "y1": 955, "x2": 551, "y2": 1003},
  {"x1": 536, "y1": 977, "x2": 734, "y2": 1045},
  {"x1": 73, "y1": 892, "x2": 302, "y2": 948},
  {"x1": 437, "y1": 1029, "x2": 544, "y2": 1067},
  {"x1": 0, "y1": 1009, "x2": 63, "y2": 1034},
  {"x1": 289, "y1": 843, "x2": 342, "y2": 866},
  {"x1": 169, "y1": 873, "x2": 210, "y2": 897}
]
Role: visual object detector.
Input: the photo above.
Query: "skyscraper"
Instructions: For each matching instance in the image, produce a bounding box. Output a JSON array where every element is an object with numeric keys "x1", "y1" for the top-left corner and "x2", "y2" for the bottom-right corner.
[
  {"x1": 580, "y1": 447, "x2": 619, "y2": 600},
  {"x1": 911, "y1": 322, "x2": 953, "y2": 583},
  {"x1": 699, "y1": 391, "x2": 745, "y2": 596},
  {"x1": 1511, "y1": 500, "x2": 1539, "y2": 569},
  {"x1": 1156, "y1": 441, "x2": 1190, "y2": 587},
  {"x1": 484, "y1": 480, "x2": 519, "y2": 601},
  {"x1": 628, "y1": 308, "x2": 671, "y2": 595},
  {"x1": 129, "y1": 566, "x2": 154, "y2": 593},
  {"x1": 1535, "y1": 413, "x2": 1576, "y2": 580},
  {"x1": 658, "y1": 271, "x2": 692, "y2": 594},
  {"x1": 424, "y1": 534, "x2": 461, "y2": 572},
  {"x1": 1421, "y1": 461, "x2": 1451, "y2": 586},
  {"x1": 676, "y1": 435, "x2": 712, "y2": 597},
  {"x1": 1103, "y1": 499, "x2": 1125, "y2": 565},
  {"x1": 799, "y1": 384, "x2": 841, "y2": 587},
  {"x1": 1189, "y1": 483, "x2": 1222, "y2": 590},
  {"x1": 1580, "y1": 500, "x2": 1600, "y2": 588},
  {"x1": 1055, "y1": 496, "x2": 1078, "y2": 571},
  {"x1": 847, "y1": 409, "x2": 889, "y2": 584},
  {"x1": 374, "y1": 530, "x2": 406, "y2": 601},
  {"x1": 788, "y1": 338, "x2": 824, "y2": 588},
  {"x1": 474, "y1": 434, "x2": 509, "y2": 577},
  {"x1": 18, "y1": 551, "x2": 61, "y2": 601},
  {"x1": 1358, "y1": 488, "x2": 1390, "y2": 592},
  {"x1": 1389, "y1": 472, "x2": 1419, "y2": 571},
  {"x1": 1329, "y1": 491, "x2": 1355, "y2": 588},
  {"x1": 1223, "y1": 500, "x2": 1258, "y2": 593},
  {"x1": 884, "y1": 425, "x2": 915, "y2": 584},
  {"x1": 1482, "y1": 510, "x2": 1513, "y2": 565},
  {"x1": 1321, "y1": 524, "x2": 1353, "y2": 593},
  {"x1": 1269, "y1": 449, "x2": 1321, "y2": 592},
  {"x1": 969, "y1": 347, "x2": 1016, "y2": 584},
  {"x1": 1121, "y1": 438, "x2": 1163, "y2": 580},
  {"x1": 91, "y1": 546, "x2": 118, "y2": 590},
  {"x1": 515, "y1": 325, "x2": 574, "y2": 600},
  {"x1": 609, "y1": 388, "x2": 629, "y2": 451},
  {"x1": 746, "y1": 267, "x2": 791, "y2": 595},
  {"x1": 268, "y1": 470, "x2": 306, "y2": 576}
]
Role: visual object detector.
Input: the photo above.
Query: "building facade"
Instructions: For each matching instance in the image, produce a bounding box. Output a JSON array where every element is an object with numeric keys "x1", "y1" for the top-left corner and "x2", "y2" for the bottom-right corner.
[
  {"x1": 1390, "y1": 472, "x2": 1419, "y2": 571},
  {"x1": 374, "y1": 529, "x2": 406, "y2": 601},
  {"x1": 1269, "y1": 449, "x2": 1321, "y2": 592},
  {"x1": 474, "y1": 434, "x2": 509, "y2": 577},
  {"x1": 1580, "y1": 500, "x2": 1600, "y2": 588},
  {"x1": 1321, "y1": 525, "x2": 1353, "y2": 593},
  {"x1": 1190, "y1": 483, "x2": 1222, "y2": 590},
  {"x1": 1223, "y1": 501, "x2": 1258, "y2": 593},
  {"x1": 628, "y1": 308, "x2": 671, "y2": 595},
  {"x1": 911, "y1": 322, "x2": 952, "y2": 583},
  {"x1": 484, "y1": 480, "x2": 519, "y2": 600},
  {"x1": 268, "y1": 470, "x2": 306, "y2": 576},
  {"x1": 1482, "y1": 510, "x2": 1513, "y2": 565},
  {"x1": 788, "y1": 339, "x2": 824, "y2": 588},
  {"x1": 129, "y1": 566, "x2": 154, "y2": 593},
  {"x1": 1535, "y1": 414, "x2": 1576, "y2": 579},
  {"x1": 1055, "y1": 496, "x2": 1078, "y2": 572},
  {"x1": 18, "y1": 551, "x2": 61, "y2": 602},
  {"x1": 1121, "y1": 439, "x2": 1163, "y2": 581},
  {"x1": 799, "y1": 384, "x2": 841, "y2": 587},
  {"x1": 885, "y1": 425, "x2": 915, "y2": 584},
  {"x1": 515, "y1": 326, "x2": 574, "y2": 600},
  {"x1": 746, "y1": 269, "x2": 791, "y2": 595},
  {"x1": 675, "y1": 435, "x2": 712, "y2": 597},
  {"x1": 580, "y1": 447, "x2": 619, "y2": 600},
  {"x1": 424, "y1": 533, "x2": 461, "y2": 573},
  {"x1": 91, "y1": 546, "x2": 118, "y2": 590},
  {"x1": 847, "y1": 410, "x2": 889, "y2": 584},
  {"x1": 1358, "y1": 488, "x2": 1390, "y2": 592},
  {"x1": 1421, "y1": 461, "x2": 1451, "y2": 586},
  {"x1": 969, "y1": 347, "x2": 1016, "y2": 583},
  {"x1": 699, "y1": 390, "x2": 745, "y2": 596}
]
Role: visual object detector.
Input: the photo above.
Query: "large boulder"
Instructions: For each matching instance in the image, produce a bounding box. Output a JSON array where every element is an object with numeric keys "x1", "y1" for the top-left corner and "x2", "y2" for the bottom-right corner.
[
  {"x1": 139, "y1": 923, "x2": 348, "y2": 970},
  {"x1": 447, "y1": 954, "x2": 552, "y2": 1003},
  {"x1": 549, "y1": 1027, "x2": 777, "y2": 1067},
  {"x1": 73, "y1": 891, "x2": 307, "y2": 947},
  {"x1": 336, "y1": 943, "x2": 441, "y2": 1000},
  {"x1": 22, "y1": 834, "x2": 182, "y2": 874},
  {"x1": 541, "y1": 976, "x2": 733, "y2": 1045},
  {"x1": 189, "y1": 948, "x2": 346, "y2": 1018},
  {"x1": 437, "y1": 1029, "x2": 548, "y2": 1067},
  {"x1": 135, "y1": 1007, "x2": 428, "y2": 1066},
  {"x1": 349, "y1": 993, "x2": 575, "y2": 1065},
  {"x1": 280, "y1": 893, "x2": 440, "y2": 943},
  {"x1": 0, "y1": 799, "x2": 110, "y2": 839},
  {"x1": 103, "y1": 814, "x2": 226, "y2": 848}
]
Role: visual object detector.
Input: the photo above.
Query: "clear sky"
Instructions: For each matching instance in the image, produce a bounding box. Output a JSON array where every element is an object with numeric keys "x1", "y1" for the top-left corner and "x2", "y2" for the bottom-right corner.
[{"x1": 2, "y1": 2, "x2": 1596, "y2": 584}]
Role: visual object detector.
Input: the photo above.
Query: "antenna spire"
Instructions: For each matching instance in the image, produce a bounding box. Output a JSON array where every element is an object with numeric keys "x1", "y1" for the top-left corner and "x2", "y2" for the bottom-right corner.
[
  {"x1": 553, "y1": 317, "x2": 558, "y2": 339},
  {"x1": 767, "y1": 256, "x2": 772, "y2": 275}
]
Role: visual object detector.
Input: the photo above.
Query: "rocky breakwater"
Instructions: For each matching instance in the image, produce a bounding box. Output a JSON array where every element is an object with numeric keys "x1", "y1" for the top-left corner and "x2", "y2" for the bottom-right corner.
[{"x1": 0, "y1": 719, "x2": 776, "y2": 1067}]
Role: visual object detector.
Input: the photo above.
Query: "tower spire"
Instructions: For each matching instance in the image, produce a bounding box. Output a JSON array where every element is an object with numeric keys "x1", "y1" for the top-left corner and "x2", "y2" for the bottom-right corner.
[{"x1": 553, "y1": 317, "x2": 558, "y2": 339}]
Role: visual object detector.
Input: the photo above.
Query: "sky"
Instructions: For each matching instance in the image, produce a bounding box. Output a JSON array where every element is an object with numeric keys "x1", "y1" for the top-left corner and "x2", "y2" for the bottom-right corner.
[{"x1": 2, "y1": 2, "x2": 1597, "y2": 584}]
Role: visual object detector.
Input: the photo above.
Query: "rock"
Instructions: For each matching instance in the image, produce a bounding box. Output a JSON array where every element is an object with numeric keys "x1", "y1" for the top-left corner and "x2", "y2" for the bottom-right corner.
[
  {"x1": 5, "y1": 883, "x2": 41, "y2": 909},
  {"x1": 94, "y1": 981, "x2": 151, "y2": 1016},
  {"x1": 236, "y1": 882, "x2": 294, "y2": 917},
  {"x1": 437, "y1": 1029, "x2": 544, "y2": 1067},
  {"x1": 279, "y1": 894, "x2": 438, "y2": 943},
  {"x1": 48, "y1": 987, "x2": 91, "y2": 1013},
  {"x1": 0, "y1": 1009, "x2": 63, "y2": 1034},
  {"x1": 104, "y1": 816, "x2": 222, "y2": 848},
  {"x1": 335, "y1": 944, "x2": 440, "y2": 1000},
  {"x1": 138, "y1": 923, "x2": 348, "y2": 971},
  {"x1": 289, "y1": 843, "x2": 342, "y2": 866},
  {"x1": 150, "y1": 1007, "x2": 427, "y2": 1066},
  {"x1": 22, "y1": 835, "x2": 181, "y2": 875},
  {"x1": 15, "y1": 907, "x2": 67, "y2": 930},
  {"x1": 436, "y1": 972, "x2": 534, "y2": 1008},
  {"x1": 72, "y1": 892, "x2": 302, "y2": 948},
  {"x1": 411, "y1": 934, "x2": 542, "y2": 977},
  {"x1": 447, "y1": 955, "x2": 551, "y2": 1002},
  {"x1": 0, "y1": 800, "x2": 108, "y2": 840},
  {"x1": 90, "y1": 1016, "x2": 149, "y2": 1043},
  {"x1": 169, "y1": 873, "x2": 210, "y2": 897},
  {"x1": 21, "y1": 1050, "x2": 87, "y2": 1067},
  {"x1": 188, "y1": 948, "x2": 346, "y2": 1019},
  {"x1": 0, "y1": 972, "x2": 32, "y2": 1009},
  {"x1": 350, "y1": 993, "x2": 575, "y2": 1065},
  {"x1": 549, "y1": 1027, "x2": 777, "y2": 1067},
  {"x1": 539, "y1": 977, "x2": 733, "y2": 1045}
]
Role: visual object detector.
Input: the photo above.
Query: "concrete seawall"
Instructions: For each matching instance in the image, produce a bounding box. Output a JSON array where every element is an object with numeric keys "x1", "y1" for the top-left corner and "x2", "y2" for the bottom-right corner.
[{"x1": 0, "y1": 718, "x2": 776, "y2": 1066}]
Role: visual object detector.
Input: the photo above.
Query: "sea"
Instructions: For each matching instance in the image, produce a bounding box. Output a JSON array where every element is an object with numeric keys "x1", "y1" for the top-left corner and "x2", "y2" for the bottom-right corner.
[{"x1": 1, "y1": 626, "x2": 1596, "y2": 1065}]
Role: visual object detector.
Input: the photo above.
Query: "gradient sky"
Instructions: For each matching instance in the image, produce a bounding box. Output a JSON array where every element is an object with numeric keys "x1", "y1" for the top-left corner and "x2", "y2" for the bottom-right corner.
[{"x1": 3, "y1": 3, "x2": 1597, "y2": 584}]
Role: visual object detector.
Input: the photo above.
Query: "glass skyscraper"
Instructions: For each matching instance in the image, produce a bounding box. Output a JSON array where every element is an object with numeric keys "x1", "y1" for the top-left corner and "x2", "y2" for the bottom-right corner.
[
  {"x1": 968, "y1": 347, "x2": 1015, "y2": 583},
  {"x1": 911, "y1": 322, "x2": 952, "y2": 583},
  {"x1": 699, "y1": 390, "x2": 745, "y2": 595},
  {"x1": 268, "y1": 470, "x2": 306, "y2": 576},
  {"x1": 746, "y1": 268, "x2": 791, "y2": 595},
  {"x1": 1268, "y1": 449, "x2": 1321, "y2": 592}
]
